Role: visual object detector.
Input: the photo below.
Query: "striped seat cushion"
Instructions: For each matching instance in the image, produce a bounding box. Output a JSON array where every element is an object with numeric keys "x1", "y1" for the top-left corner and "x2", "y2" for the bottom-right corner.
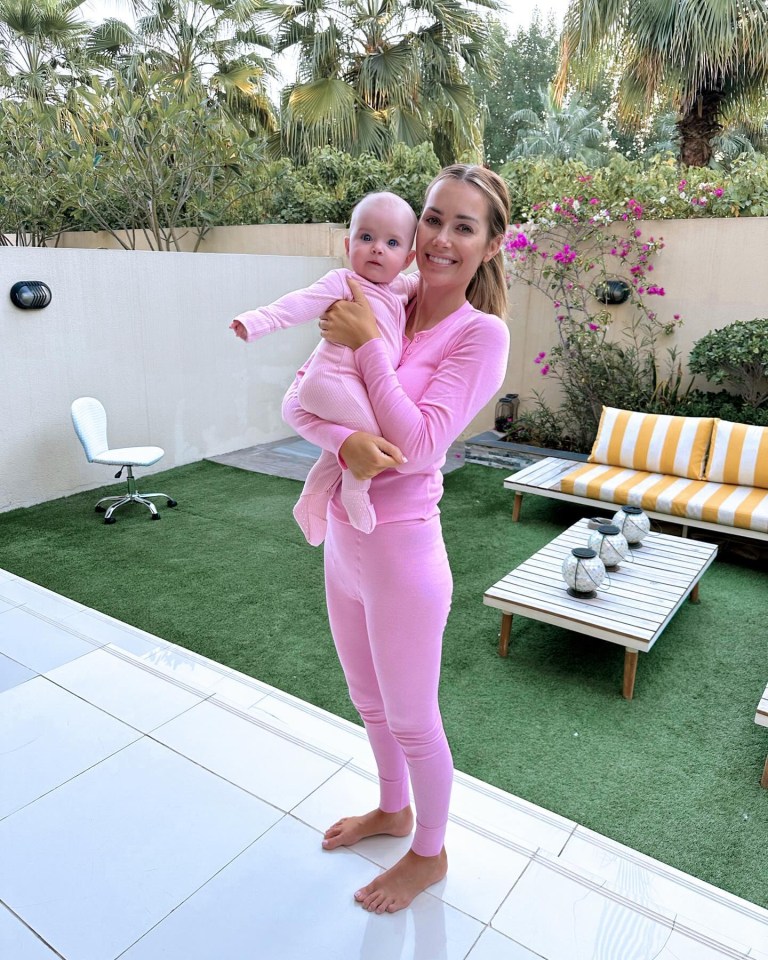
[
  {"x1": 560, "y1": 462, "x2": 768, "y2": 532},
  {"x1": 589, "y1": 407, "x2": 714, "y2": 480},
  {"x1": 704, "y1": 419, "x2": 768, "y2": 489}
]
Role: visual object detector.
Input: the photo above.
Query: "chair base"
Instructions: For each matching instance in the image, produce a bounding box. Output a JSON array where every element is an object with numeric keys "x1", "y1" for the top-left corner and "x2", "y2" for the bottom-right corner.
[
  {"x1": 95, "y1": 492, "x2": 177, "y2": 522},
  {"x1": 94, "y1": 465, "x2": 177, "y2": 523}
]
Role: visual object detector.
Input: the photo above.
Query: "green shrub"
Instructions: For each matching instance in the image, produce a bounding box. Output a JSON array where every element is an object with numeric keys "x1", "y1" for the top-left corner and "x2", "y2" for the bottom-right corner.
[
  {"x1": 500, "y1": 153, "x2": 768, "y2": 224},
  {"x1": 220, "y1": 143, "x2": 440, "y2": 226},
  {"x1": 688, "y1": 318, "x2": 768, "y2": 407}
]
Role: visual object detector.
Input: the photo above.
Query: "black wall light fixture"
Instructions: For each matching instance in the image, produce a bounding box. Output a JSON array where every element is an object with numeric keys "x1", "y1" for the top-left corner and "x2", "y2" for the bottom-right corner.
[
  {"x1": 594, "y1": 278, "x2": 631, "y2": 306},
  {"x1": 10, "y1": 281, "x2": 52, "y2": 309}
]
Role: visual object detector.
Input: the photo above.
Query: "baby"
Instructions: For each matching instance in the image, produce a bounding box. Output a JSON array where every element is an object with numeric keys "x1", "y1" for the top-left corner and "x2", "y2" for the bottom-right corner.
[{"x1": 231, "y1": 191, "x2": 418, "y2": 546}]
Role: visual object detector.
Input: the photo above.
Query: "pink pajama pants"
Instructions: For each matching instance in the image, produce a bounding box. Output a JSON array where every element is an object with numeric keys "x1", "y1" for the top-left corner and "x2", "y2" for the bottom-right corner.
[{"x1": 324, "y1": 513, "x2": 454, "y2": 857}]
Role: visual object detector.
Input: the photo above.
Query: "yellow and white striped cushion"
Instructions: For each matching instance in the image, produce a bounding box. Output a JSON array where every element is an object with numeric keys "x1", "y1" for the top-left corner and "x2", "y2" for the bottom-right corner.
[
  {"x1": 560, "y1": 462, "x2": 768, "y2": 532},
  {"x1": 588, "y1": 407, "x2": 714, "y2": 480},
  {"x1": 704, "y1": 419, "x2": 768, "y2": 489}
]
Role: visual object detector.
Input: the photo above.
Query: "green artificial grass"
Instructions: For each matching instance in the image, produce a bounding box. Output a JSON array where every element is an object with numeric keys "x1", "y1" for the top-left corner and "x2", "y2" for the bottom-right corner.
[{"x1": 1, "y1": 460, "x2": 766, "y2": 908}]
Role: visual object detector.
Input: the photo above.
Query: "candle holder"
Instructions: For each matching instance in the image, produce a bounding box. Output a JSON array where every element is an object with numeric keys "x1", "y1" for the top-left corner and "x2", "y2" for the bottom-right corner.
[
  {"x1": 588, "y1": 523, "x2": 629, "y2": 570},
  {"x1": 612, "y1": 505, "x2": 651, "y2": 546},
  {"x1": 561, "y1": 547, "x2": 607, "y2": 599}
]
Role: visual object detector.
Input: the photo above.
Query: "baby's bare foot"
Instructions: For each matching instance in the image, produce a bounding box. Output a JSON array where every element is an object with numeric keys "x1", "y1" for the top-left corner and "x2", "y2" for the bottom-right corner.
[
  {"x1": 354, "y1": 848, "x2": 448, "y2": 914},
  {"x1": 322, "y1": 806, "x2": 413, "y2": 850}
]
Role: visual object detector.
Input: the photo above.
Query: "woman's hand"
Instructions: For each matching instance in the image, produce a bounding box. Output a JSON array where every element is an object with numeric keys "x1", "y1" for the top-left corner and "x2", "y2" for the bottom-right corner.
[
  {"x1": 319, "y1": 277, "x2": 380, "y2": 350},
  {"x1": 339, "y1": 431, "x2": 407, "y2": 480}
]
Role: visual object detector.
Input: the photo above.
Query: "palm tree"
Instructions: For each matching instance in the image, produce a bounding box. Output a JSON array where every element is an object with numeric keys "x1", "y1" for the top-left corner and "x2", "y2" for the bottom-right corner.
[
  {"x1": 555, "y1": 0, "x2": 768, "y2": 167},
  {"x1": 509, "y1": 85, "x2": 609, "y2": 163},
  {"x1": 86, "y1": 0, "x2": 277, "y2": 136},
  {"x1": 262, "y1": 0, "x2": 498, "y2": 164},
  {"x1": 0, "y1": 0, "x2": 90, "y2": 103}
]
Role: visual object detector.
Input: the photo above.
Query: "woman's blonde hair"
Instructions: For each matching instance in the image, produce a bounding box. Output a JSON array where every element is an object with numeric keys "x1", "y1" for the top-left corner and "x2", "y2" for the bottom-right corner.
[{"x1": 423, "y1": 164, "x2": 509, "y2": 318}]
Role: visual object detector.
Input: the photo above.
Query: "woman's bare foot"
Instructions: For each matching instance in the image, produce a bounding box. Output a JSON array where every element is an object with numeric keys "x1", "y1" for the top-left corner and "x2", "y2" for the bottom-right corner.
[
  {"x1": 322, "y1": 806, "x2": 413, "y2": 850},
  {"x1": 354, "y1": 848, "x2": 448, "y2": 914}
]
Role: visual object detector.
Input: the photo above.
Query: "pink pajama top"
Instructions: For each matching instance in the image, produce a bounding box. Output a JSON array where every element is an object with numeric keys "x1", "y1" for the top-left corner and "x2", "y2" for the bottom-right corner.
[{"x1": 282, "y1": 300, "x2": 511, "y2": 523}]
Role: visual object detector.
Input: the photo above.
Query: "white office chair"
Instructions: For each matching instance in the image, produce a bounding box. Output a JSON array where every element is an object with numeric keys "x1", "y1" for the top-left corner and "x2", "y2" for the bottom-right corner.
[{"x1": 71, "y1": 397, "x2": 177, "y2": 524}]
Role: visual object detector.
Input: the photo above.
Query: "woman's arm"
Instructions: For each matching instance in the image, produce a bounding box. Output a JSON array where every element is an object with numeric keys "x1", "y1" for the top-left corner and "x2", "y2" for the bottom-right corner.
[
  {"x1": 354, "y1": 318, "x2": 510, "y2": 470},
  {"x1": 281, "y1": 361, "x2": 406, "y2": 480},
  {"x1": 320, "y1": 279, "x2": 510, "y2": 470}
]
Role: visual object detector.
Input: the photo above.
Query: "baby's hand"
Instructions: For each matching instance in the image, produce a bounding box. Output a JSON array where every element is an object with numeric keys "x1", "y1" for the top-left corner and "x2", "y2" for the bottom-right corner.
[{"x1": 230, "y1": 320, "x2": 247, "y2": 341}]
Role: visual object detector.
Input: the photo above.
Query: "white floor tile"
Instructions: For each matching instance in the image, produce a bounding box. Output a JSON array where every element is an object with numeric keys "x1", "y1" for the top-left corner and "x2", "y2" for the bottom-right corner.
[
  {"x1": 465, "y1": 927, "x2": 543, "y2": 959},
  {"x1": 126, "y1": 642, "x2": 239, "y2": 692},
  {"x1": 359, "y1": 819, "x2": 533, "y2": 925},
  {"x1": 493, "y1": 858, "x2": 674, "y2": 960},
  {"x1": 0, "y1": 607, "x2": 98, "y2": 672},
  {"x1": 0, "y1": 577, "x2": 85, "y2": 620},
  {"x1": 209, "y1": 672, "x2": 271, "y2": 708},
  {"x1": 0, "y1": 676, "x2": 139, "y2": 819},
  {"x1": 151, "y1": 698, "x2": 345, "y2": 810},
  {"x1": 657, "y1": 929, "x2": 751, "y2": 958},
  {"x1": 451, "y1": 773, "x2": 574, "y2": 856},
  {"x1": 61, "y1": 610, "x2": 167, "y2": 656},
  {"x1": 292, "y1": 765, "x2": 532, "y2": 923},
  {"x1": 559, "y1": 828, "x2": 766, "y2": 953},
  {"x1": 0, "y1": 737, "x2": 282, "y2": 960},
  {"x1": 44, "y1": 647, "x2": 205, "y2": 731},
  {"x1": 120, "y1": 815, "x2": 484, "y2": 960},
  {"x1": 0, "y1": 651, "x2": 36, "y2": 692},
  {"x1": 0, "y1": 905, "x2": 59, "y2": 959},
  {"x1": 292, "y1": 764, "x2": 384, "y2": 837},
  {"x1": 0, "y1": 596, "x2": 15, "y2": 614},
  {"x1": 248, "y1": 692, "x2": 374, "y2": 764}
]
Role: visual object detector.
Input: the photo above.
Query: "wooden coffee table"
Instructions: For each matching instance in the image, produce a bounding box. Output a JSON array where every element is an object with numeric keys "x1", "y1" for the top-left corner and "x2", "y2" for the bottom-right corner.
[{"x1": 483, "y1": 517, "x2": 718, "y2": 699}]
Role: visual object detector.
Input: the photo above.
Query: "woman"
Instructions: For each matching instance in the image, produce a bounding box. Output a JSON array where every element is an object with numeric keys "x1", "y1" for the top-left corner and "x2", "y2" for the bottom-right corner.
[{"x1": 282, "y1": 164, "x2": 511, "y2": 914}]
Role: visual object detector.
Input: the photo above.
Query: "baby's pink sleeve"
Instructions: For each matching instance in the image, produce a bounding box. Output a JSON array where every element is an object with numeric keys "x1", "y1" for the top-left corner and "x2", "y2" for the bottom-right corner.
[{"x1": 234, "y1": 270, "x2": 347, "y2": 342}]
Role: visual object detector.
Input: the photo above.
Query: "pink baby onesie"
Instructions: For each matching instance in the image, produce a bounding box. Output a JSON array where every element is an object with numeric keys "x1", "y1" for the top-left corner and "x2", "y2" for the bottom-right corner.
[{"x1": 234, "y1": 268, "x2": 419, "y2": 544}]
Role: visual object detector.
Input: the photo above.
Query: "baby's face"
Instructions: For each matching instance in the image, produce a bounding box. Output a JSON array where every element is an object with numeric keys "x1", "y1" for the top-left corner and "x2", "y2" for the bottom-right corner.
[{"x1": 345, "y1": 200, "x2": 416, "y2": 284}]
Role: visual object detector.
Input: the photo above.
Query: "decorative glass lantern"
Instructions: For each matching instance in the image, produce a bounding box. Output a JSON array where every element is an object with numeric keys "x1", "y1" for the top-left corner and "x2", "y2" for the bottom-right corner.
[
  {"x1": 612, "y1": 505, "x2": 651, "y2": 546},
  {"x1": 494, "y1": 394, "x2": 519, "y2": 432},
  {"x1": 588, "y1": 523, "x2": 629, "y2": 570},
  {"x1": 561, "y1": 547, "x2": 607, "y2": 598}
]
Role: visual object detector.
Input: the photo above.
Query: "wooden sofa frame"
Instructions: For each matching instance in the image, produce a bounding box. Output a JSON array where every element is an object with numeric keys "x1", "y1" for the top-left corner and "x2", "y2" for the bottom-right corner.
[{"x1": 505, "y1": 455, "x2": 768, "y2": 542}]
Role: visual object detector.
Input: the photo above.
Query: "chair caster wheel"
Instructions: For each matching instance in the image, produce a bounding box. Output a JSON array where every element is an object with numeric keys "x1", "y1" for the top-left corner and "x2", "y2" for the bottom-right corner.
[
  {"x1": 95, "y1": 506, "x2": 106, "y2": 513},
  {"x1": 167, "y1": 499, "x2": 178, "y2": 508},
  {"x1": 151, "y1": 513, "x2": 161, "y2": 520},
  {"x1": 104, "y1": 516, "x2": 116, "y2": 525}
]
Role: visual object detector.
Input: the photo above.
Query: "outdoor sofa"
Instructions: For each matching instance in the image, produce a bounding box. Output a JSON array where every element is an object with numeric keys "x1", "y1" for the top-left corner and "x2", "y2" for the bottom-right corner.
[{"x1": 506, "y1": 407, "x2": 768, "y2": 542}]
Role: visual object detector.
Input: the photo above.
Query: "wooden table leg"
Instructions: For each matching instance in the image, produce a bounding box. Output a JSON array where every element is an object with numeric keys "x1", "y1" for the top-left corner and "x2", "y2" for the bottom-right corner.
[
  {"x1": 761, "y1": 755, "x2": 768, "y2": 789},
  {"x1": 498, "y1": 613, "x2": 513, "y2": 657},
  {"x1": 689, "y1": 582, "x2": 700, "y2": 604},
  {"x1": 623, "y1": 648, "x2": 639, "y2": 700},
  {"x1": 512, "y1": 492, "x2": 522, "y2": 522}
]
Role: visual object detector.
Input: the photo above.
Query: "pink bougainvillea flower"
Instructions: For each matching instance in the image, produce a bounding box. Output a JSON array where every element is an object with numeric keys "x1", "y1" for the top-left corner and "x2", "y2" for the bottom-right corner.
[
  {"x1": 673, "y1": 314, "x2": 681, "y2": 320},
  {"x1": 588, "y1": 323, "x2": 599, "y2": 331},
  {"x1": 541, "y1": 364, "x2": 550, "y2": 376}
]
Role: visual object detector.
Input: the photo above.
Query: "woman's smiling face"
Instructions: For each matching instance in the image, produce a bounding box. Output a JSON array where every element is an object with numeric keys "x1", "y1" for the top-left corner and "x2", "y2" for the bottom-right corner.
[{"x1": 416, "y1": 178, "x2": 501, "y2": 294}]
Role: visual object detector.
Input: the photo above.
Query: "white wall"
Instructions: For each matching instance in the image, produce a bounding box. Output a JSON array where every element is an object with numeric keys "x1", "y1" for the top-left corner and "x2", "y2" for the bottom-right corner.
[
  {"x1": 1, "y1": 247, "x2": 335, "y2": 511},
  {"x1": 6, "y1": 216, "x2": 768, "y2": 511}
]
